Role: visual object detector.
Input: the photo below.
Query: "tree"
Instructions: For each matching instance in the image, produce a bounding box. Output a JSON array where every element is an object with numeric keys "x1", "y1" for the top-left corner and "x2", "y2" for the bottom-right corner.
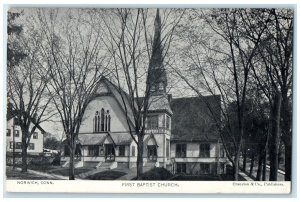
[
  {"x1": 7, "y1": 10, "x2": 26, "y2": 170},
  {"x1": 100, "y1": 8, "x2": 184, "y2": 179},
  {"x1": 36, "y1": 8, "x2": 110, "y2": 180},
  {"x1": 7, "y1": 11, "x2": 26, "y2": 67},
  {"x1": 171, "y1": 8, "x2": 269, "y2": 180},
  {"x1": 244, "y1": 9, "x2": 293, "y2": 181},
  {"x1": 44, "y1": 136, "x2": 61, "y2": 150},
  {"x1": 7, "y1": 10, "x2": 55, "y2": 172}
]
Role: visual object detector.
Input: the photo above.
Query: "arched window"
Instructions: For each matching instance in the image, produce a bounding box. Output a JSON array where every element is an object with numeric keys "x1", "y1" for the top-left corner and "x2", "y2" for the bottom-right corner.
[
  {"x1": 101, "y1": 108, "x2": 105, "y2": 131},
  {"x1": 94, "y1": 116, "x2": 97, "y2": 132},
  {"x1": 94, "y1": 109, "x2": 111, "y2": 132},
  {"x1": 108, "y1": 115, "x2": 111, "y2": 131},
  {"x1": 94, "y1": 111, "x2": 100, "y2": 132},
  {"x1": 105, "y1": 114, "x2": 108, "y2": 131}
]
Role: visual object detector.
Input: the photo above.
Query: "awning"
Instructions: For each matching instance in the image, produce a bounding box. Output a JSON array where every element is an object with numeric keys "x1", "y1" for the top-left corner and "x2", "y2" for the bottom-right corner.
[
  {"x1": 77, "y1": 132, "x2": 133, "y2": 146},
  {"x1": 78, "y1": 133, "x2": 107, "y2": 145},
  {"x1": 108, "y1": 132, "x2": 133, "y2": 145}
]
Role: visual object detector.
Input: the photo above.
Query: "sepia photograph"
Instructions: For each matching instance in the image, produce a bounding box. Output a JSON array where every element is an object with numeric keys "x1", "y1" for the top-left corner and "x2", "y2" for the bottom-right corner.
[{"x1": 4, "y1": 6, "x2": 294, "y2": 194}]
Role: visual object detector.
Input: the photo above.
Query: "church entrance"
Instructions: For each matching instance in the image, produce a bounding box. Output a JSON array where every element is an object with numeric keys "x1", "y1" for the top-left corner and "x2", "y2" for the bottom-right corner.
[
  {"x1": 105, "y1": 144, "x2": 115, "y2": 161},
  {"x1": 147, "y1": 145, "x2": 157, "y2": 161}
]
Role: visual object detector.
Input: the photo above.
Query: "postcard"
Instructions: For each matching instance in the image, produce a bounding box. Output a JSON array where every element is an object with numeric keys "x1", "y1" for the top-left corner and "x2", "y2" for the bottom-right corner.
[{"x1": 5, "y1": 6, "x2": 293, "y2": 194}]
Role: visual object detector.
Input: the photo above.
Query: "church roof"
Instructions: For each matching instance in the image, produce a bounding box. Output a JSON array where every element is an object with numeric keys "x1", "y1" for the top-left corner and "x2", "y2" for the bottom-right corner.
[
  {"x1": 109, "y1": 132, "x2": 133, "y2": 145},
  {"x1": 98, "y1": 77, "x2": 136, "y2": 127},
  {"x1": 170, "y1": 95, "x2": 221, "y2": 142},
  {"x1": 78, "y1": 133, "x2": 107, "y2": 145},
  {"x1": 77, "y1": 132, "x2": 133, "y2": 146},
  {"x1": 148, "y1": 95, "x2": 173, "y2": 115}
]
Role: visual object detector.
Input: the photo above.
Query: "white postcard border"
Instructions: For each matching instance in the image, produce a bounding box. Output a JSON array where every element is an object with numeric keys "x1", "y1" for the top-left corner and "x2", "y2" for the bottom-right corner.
[{"x1": 5, "y1": 180, "x2": 291, "y2": 194}]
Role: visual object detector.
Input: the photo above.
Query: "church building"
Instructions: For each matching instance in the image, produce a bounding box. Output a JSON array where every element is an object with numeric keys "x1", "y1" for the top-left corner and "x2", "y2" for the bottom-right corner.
[{"x1": 60, "y1": 9, "x2": 227, "y2": 176}]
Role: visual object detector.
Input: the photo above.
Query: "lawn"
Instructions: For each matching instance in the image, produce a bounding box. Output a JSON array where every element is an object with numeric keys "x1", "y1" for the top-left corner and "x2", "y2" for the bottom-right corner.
[
  {"x1": 27, "y1": 165, "x2": 61, "y2": 172},
  {"x1": 6, "y1": 167, "x2": 58, "y2": 180},
  {"x1": 50, "y1": 167, "x2": 93, "y2": 176},
  {"x1": 85, "y1": 170, "x2": 127, "y2": 180},
  {"x1": 133, "y1": 167, "x2": 174, "y2": 180}
]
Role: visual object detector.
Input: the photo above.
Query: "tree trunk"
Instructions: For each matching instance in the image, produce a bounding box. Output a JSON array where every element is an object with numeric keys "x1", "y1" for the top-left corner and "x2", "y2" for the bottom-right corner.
[
  {"x1": 262, "y1": 148, "x2": 267, "y2": 181},
  {"x1": 242, "y1": 147, "x2": 247, "y2": 172},
  {"x1": 234, "y1": 127, "x2": 244, "y2": 181},
  {"x1": 69, "y1": 139, "x2": 75, "y2": 180},
  {"x1": 234, "y1": 156, "x2": 240, "y2": 181},
  {"x1": 21, "y1": 129, "x2": 28, "y2": 172},
  {"x1": 136, "y1": 137, "x2": 144, "y2": 180},
  {"x1": 269, "y1": 92, "x2": 282, "y2": 181},
  {"x1": 249, "y1": 152, "x2": 255, "y2": 177},
  {"x1": 284, "y1": 143, "x2": 291, "y2": 181},
  {"x1": 281, "y1": 87, "x2": 291, "y2": 181},
  {"x1": 21, "y1": 143, "x2": 28, "y2": 172},
  {"x1": 256, "y1": 154, "x2": 263, "y2": 181}
]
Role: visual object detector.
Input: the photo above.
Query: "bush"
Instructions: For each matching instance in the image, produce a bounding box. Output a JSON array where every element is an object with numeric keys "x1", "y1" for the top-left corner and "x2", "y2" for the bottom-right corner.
[
  {"x1": 51, "y1": 155, "x2": 61, "y2": 166},
  {"x1": 30, "y1": 156, "x2": 53, "y2": 166}
]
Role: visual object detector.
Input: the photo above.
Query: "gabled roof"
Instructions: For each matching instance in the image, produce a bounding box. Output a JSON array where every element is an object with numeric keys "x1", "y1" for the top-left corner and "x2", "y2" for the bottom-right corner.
[
  {"x1": 170, "y1": 95, "x2": 221, "y2": 142},
  {"x1": 77, "y1": 132, "x2": 133, "y2": 146},
  {"x1": 78, "y1": 133, "x2": 107, "y2": 145},
  {"x1": 147, "y1": 95, "x2": 172, "y2": 115},
  {"x1": 7, "y1": 109, "x2": 17, "y2": 121},
  {"x1": 95, "y1": 77, "x2": 136, "y2": 127},
  {"x1": 109, "y1": 132, "x2": 133, "y2": 145},
  {"x1": 91, "y1": 76, "x2": 134, "y2": 126},
  {"x1": 6, "y1": 105, "x2": 46, "y2": 134},
  {"x1": 144, "y1": 132, "x2": 158, "y2": 146}
]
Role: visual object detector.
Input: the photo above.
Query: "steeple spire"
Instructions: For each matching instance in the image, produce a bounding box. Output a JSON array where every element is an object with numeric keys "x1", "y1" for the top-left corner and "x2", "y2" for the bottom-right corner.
[{"x1": 147, "y1": 8, "x2": 167, "y2": 95}]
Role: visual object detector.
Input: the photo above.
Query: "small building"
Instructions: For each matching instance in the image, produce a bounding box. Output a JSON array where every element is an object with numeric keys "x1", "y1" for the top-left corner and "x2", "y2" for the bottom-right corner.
[
  {"x1": 170, "y1": 96, "x2": 227, "y2": 175},
  {"x1": 6, "y1": 110, "x2": 44, "y2": 156}
]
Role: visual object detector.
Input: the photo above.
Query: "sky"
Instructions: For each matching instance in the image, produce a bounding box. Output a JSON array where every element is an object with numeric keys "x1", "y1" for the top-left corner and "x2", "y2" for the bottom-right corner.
[
  {"x1": 4, "y1": 6, "x2": 296, "y2": 138},
  {"x1": 6, "y1": 8, "x2": 199, "y2": 137}
]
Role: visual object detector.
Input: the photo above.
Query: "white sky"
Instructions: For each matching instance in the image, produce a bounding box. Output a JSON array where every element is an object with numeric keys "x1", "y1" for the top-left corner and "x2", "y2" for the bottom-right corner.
[{"x1": 2, "y1": 2, "x2": 298, "y2": 140}]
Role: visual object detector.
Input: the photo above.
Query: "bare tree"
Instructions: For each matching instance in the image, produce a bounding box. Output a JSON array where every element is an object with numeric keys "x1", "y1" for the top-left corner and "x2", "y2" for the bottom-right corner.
[
  {"x1": 7, "y1": 10, "x2": 55, "y2": 172},
  {"x1": 245, "y1": 9, "x2": 293, "y2": 181},
  {"x1": 36, "y1": 8, "x2": 110, "y2": 180},
  {"x1": 99, "y1": 8, "x2": 184, "y2": 179},
  {"x1": 171, "y1": 8, "x2": 268, "y2": 180}
]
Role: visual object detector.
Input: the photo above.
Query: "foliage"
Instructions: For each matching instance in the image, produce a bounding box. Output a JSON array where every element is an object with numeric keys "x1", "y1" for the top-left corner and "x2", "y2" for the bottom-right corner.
[{"x1": 44, "y1": 137, "x2": 61, "y2": 150}]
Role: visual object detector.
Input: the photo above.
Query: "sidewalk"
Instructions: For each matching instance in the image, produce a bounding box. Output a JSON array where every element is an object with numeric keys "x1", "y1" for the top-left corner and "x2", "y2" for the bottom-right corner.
[
  {"x1": 27, "y1": 169, "x2": 69, "y2": 180},
  {"x1": 238, "y1": 169, "x2": 254, "y2": 181},
  {"x1": 7, "y1": 166, "x2": 69, "y2": 180}
]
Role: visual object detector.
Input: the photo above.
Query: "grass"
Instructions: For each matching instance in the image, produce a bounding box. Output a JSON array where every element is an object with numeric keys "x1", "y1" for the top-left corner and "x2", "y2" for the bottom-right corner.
[
  {"x1": 6, "y1": 167, "x2": 58, "y2": 180},
  {"x1": 85, "y1": 170, "x2": 127, "y2": 180},
  {"x1": 133, "y1": 167, "x2": 174, "y2": 180},
  {"x1": 27, "y1": 165, "x2": 61, "y2": 172},
  {"x1": 50, "y1": 167, "x2": 93, "y2": 176}
]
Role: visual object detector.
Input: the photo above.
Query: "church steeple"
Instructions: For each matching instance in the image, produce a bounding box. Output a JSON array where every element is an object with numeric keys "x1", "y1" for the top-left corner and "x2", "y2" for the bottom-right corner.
[{"x1": 147, "y1": 9, "x2": 167, "y2": 95}]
